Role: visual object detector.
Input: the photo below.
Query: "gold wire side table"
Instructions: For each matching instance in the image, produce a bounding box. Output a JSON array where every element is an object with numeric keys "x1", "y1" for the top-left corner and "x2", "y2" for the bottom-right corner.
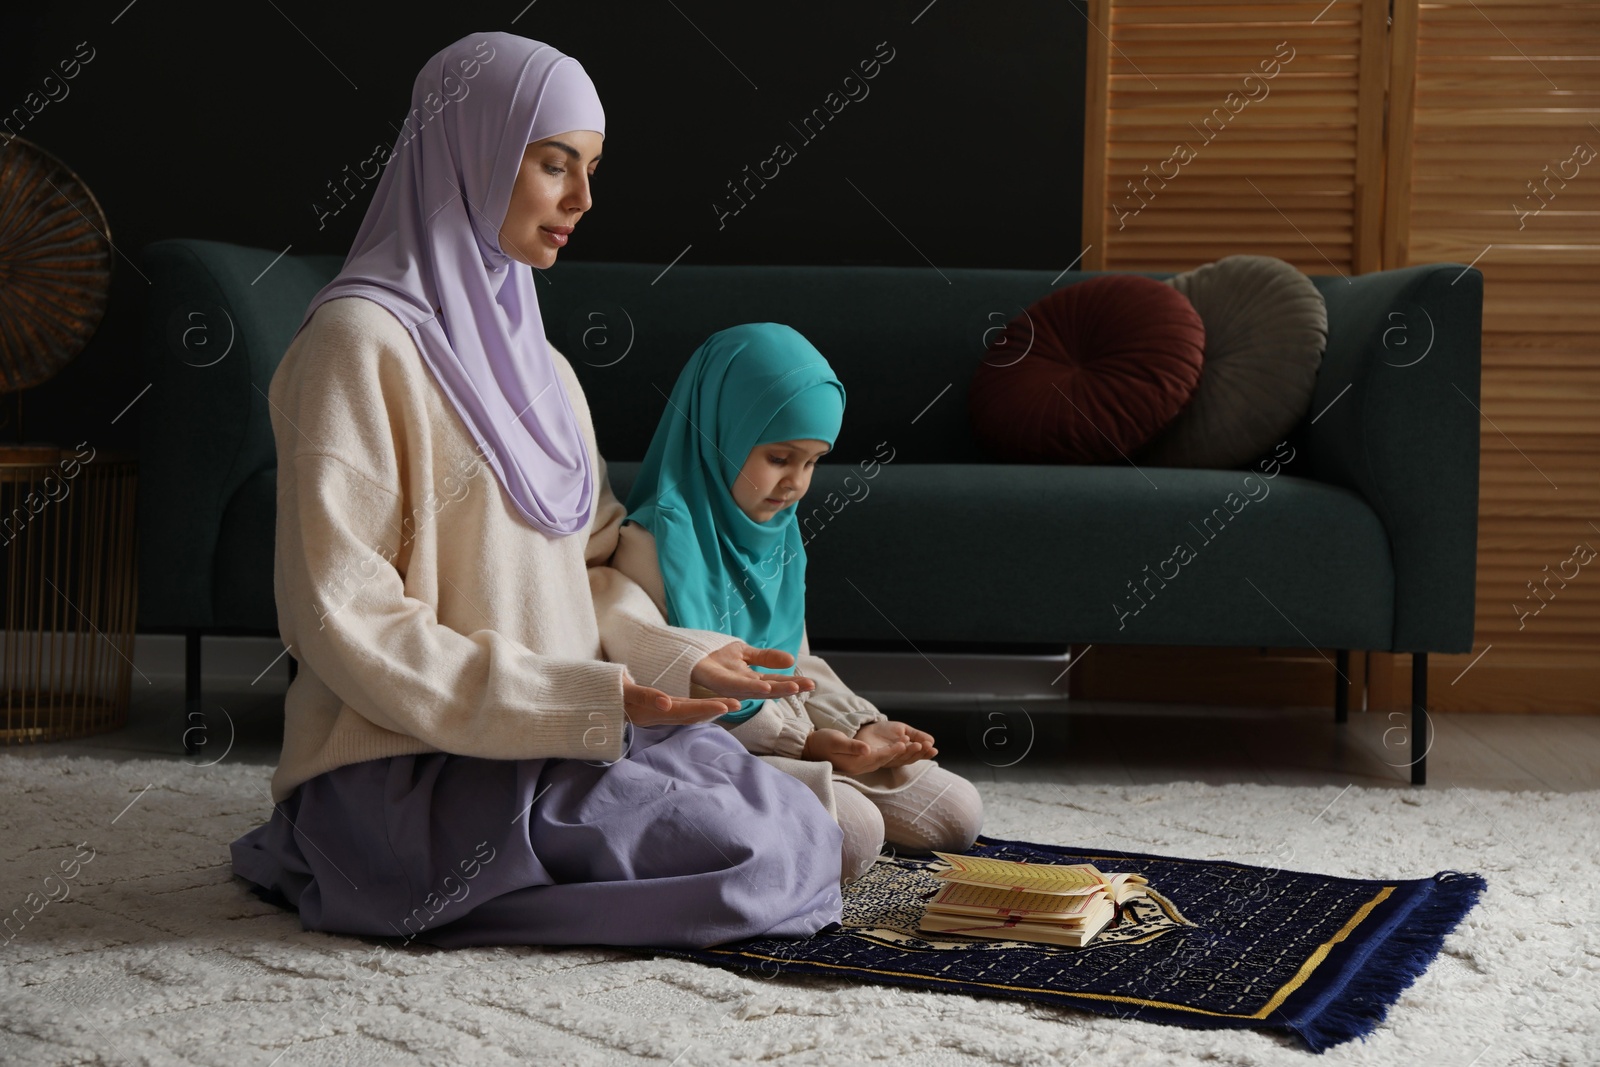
[{"x1": 1, "y1": 444, "x2": 139, "y2": 744}]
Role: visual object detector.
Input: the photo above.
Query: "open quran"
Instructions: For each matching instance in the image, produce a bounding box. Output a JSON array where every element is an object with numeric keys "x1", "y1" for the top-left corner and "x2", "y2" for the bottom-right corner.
[{"x1": 917, "y1": 852, "x2": 1152, "y2": 947}]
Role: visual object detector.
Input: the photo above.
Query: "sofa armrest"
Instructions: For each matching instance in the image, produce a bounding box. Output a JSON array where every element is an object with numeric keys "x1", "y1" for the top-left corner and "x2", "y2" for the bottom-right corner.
[
  {"x1": 1304, "y1": 263, "x2": 1483, "y2": 654},
  {"x1": 136, "y1": 239, "x2": 343, "y2": 630}
]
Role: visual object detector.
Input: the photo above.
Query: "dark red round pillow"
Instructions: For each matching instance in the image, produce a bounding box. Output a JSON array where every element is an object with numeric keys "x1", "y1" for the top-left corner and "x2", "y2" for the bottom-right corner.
[{"x1": 968, "y1": 275, "x2": 1205, "y2": 463}]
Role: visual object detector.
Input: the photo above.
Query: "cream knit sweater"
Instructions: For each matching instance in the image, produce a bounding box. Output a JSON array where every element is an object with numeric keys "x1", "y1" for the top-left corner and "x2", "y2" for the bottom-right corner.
[{"x1": 265, "y1": 296, "x2": 741, "y2": 802}]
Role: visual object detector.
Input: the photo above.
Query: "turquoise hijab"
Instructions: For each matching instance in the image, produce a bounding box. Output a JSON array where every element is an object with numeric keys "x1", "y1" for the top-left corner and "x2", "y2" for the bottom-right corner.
[{"x1": 624, "y1": 322, "x2": 846, "y2": 724}]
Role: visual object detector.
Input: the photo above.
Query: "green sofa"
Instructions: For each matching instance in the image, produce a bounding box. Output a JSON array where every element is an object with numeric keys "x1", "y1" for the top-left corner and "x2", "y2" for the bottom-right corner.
[{"x1": 137, "y1": 238, "x2": 1482, "y2": 784}]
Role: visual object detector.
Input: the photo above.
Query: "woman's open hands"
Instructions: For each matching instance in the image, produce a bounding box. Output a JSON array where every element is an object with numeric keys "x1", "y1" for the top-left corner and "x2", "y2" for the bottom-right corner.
[
  {"x1": 622, "y1": 672, "x2": 741, "y2": 727},
  {"x1": 689, "y1": 642, "x2": 819, "y2": 701},
  {"x1": 626, "y1": 642, "x2": 820, "y2": 730}
]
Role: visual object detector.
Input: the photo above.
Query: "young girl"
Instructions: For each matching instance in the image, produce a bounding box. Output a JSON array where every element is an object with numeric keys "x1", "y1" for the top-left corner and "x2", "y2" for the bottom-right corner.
[{"x1": 605, "y1": 321, "x2": 983, "y2": 883}]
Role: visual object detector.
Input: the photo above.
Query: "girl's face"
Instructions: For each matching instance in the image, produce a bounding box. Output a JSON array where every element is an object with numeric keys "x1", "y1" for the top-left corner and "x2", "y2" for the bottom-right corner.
[
  {"x1": 732, "y1": 439, "x2": 829, "y2": 523},
  {"x1": 498, "y1": 129, "x2": 603, "y2": 268}
]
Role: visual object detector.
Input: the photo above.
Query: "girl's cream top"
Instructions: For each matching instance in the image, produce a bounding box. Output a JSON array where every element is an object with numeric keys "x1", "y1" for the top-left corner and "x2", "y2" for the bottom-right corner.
[{"x1": 265, "y1": 296, "x2": 741, "y2": 801}]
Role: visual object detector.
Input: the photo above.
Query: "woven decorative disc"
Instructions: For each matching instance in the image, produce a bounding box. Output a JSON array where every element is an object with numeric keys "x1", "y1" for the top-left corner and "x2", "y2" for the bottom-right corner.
[{"x1": 0, "y1": 137, "x2": 112, "y2": 393}]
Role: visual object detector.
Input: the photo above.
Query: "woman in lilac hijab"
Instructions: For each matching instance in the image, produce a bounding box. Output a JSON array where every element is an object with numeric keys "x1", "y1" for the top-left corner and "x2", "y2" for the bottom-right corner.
[{"x1": 228, "y1": 32, "x2": 844, "y2": 949}]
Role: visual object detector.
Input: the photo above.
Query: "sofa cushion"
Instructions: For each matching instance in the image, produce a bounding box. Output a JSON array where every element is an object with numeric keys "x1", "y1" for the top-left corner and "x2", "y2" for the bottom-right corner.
[
  {"x1": 1142, "y1": 255, "x2": 1327, "y2": 469},
  {"x1": 967, "y1": 274, "x2": 1205, "y2": 463}
]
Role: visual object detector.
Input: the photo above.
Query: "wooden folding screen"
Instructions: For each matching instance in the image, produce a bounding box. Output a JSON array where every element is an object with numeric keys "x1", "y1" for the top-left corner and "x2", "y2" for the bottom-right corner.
[
  {"x1": 1372, "y1": 0, "x2": 1600, "y2": 711},
  {"x1": 1081, "y1": 0, "x2": 1390, "y2": 273}
]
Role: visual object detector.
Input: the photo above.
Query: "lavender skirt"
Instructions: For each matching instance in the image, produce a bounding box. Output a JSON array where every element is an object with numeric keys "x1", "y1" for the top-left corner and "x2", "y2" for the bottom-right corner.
[{"x1": 230, "y1": 722, "x2": 843, "y2": 949}]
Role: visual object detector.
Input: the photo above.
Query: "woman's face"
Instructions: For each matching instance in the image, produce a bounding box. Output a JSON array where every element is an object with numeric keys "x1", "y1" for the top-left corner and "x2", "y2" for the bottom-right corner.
[
  {"x1": 498, "y1": 129, "x2": 603, "y2": 268},
  {"x1": 731, "y1": 439, "x2": 830, "y2": 524}
]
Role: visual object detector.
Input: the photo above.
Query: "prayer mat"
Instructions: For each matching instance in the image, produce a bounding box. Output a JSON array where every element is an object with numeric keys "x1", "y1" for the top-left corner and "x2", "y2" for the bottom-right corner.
[{"x1": 660, "y1": 836, "x2": 1487, "y2": 1053}]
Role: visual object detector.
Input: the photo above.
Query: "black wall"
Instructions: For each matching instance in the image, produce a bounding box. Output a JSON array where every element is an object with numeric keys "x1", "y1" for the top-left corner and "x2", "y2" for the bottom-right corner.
[{"x1": 0, "y1": 2, "x2": 1085, "y2": 453}]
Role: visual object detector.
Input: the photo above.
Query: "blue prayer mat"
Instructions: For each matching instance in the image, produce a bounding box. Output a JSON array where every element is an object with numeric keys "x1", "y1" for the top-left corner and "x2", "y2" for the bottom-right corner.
[{"x1": 661, "y1": 836, "x2": 1487, "y2": 1053}]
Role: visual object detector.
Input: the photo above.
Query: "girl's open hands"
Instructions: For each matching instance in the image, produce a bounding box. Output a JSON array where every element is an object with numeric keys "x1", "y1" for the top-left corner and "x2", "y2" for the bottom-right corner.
[
  {"x1": 854, "y1": 719, "x2": 937, "y2": 767},
  {"x1": 802, "y1": 727, "x2": 910, "y2": 776},
  {"x1": 622, "y1": 673, "x2": 741, "y2": 727},
  {"x1": 690, "y1": 642, "x2": 819, "y2": 701}
]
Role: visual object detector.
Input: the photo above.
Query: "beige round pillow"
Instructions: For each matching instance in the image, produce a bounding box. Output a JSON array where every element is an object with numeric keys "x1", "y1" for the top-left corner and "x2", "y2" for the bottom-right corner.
[{"x1": 1139, "y1": 255, "x2": 1327, "y2": 469}]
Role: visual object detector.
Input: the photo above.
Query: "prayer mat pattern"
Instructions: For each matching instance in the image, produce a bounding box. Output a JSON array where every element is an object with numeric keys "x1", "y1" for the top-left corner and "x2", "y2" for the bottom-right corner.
[{"x1": 659, "y1": 836, "x2": 1487, "y2": 1052}]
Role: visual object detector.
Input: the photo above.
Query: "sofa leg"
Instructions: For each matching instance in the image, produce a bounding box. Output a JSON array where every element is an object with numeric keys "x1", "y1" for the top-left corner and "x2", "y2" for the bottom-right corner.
[
  {"x1": 184, "y1": 630, "x2": 202, "y2": 757},
  {"x1": 1334, "y1": 650, "x2": 1350, "y2": 724},
  {"x1": 1411, "y1": 652, "x2": 1428, "y2": 786}
]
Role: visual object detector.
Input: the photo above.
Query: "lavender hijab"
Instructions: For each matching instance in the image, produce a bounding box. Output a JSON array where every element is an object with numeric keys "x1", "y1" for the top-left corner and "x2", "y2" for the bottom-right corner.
[{"x1": 295, "y1": 32, "x2": 604, "y2": 536}]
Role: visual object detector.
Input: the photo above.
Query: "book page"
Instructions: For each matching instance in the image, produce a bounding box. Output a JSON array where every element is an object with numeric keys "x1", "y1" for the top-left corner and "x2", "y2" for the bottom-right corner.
[
  {"x1": 931, "y1": 853, "x2": 1110, "y2": 895},
  {"x1": 929, "y1": 881, "x2": 1102, "y2": 919}
]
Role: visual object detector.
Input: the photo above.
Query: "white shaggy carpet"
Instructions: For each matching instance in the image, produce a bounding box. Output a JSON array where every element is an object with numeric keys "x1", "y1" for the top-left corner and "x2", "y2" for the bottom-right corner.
[{"x1": 0, "y1": 756, "x2": 1595, "y2": 1067}]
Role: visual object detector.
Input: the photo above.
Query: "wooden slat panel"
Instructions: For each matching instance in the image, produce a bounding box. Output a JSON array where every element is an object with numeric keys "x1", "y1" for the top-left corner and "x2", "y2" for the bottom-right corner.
[
  {"x1": 1422, "y1": 2, "x2": 1595, "y2": 17},
  {"x1": 1368, "y1": 653, "x2": 1600, "y2": 714},
  {"x1": 1114, "y1": 5, "x2": 1356, "y2": 24},
  {"x1": 1113, "y1": 74, "x2": 1360, "y2": 89},
  {"x1": 1072, "y1": 645, "x2": 1360, "y2": 709},
  {"x1": 1116, "y1": 23, "x2": 1358, "y2": 42},
  {"x1": 1082, "y1": 0, "x2": 1113, "y2": 270},
  {"x1": 1400, "y1": 0, "x2": 1600, "y2": 710},
  {"x1": 1112, "y1": 56, "x2": 1363, "y2": 74},
  {"x1": 1353, "y1": 0, "x2": 1389, "y2": 270},
  {"x1": 1095, "y1": 0, "x2": 1384, "y2": 278}
]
